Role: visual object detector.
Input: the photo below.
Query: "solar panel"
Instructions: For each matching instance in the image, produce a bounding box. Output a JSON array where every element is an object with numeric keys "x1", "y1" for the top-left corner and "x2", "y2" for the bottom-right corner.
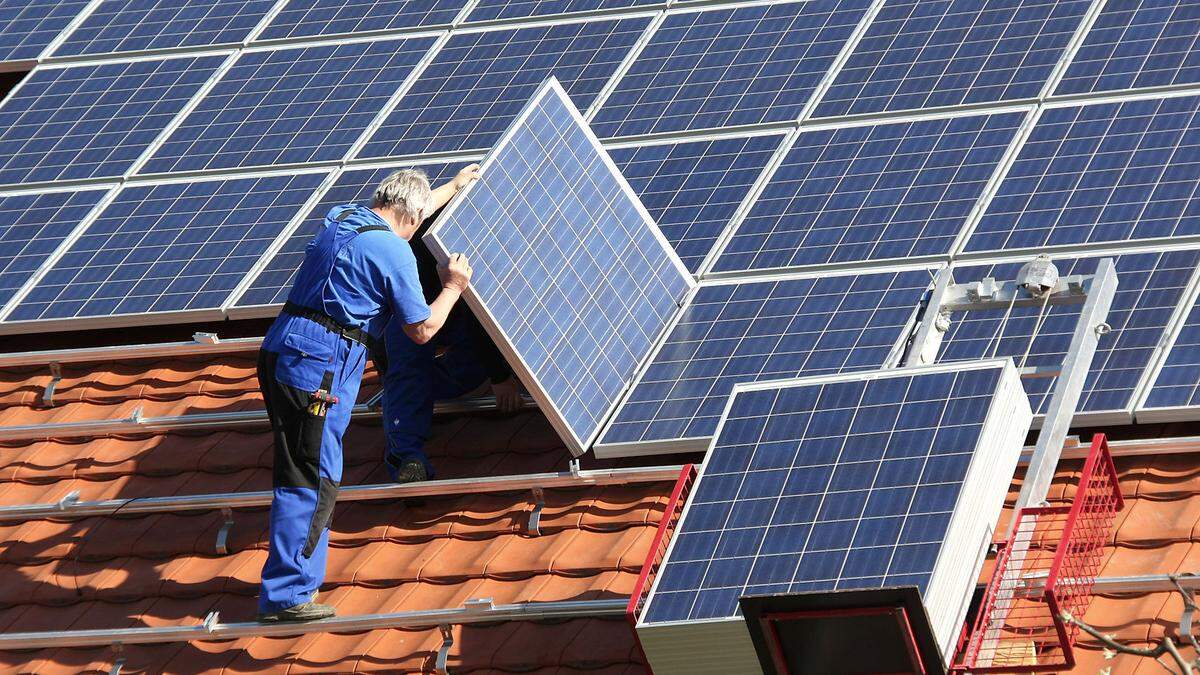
[
  {"x1": 964, "y1": 96, "x2": 1200, "y2": 254},
  {"x1": 1056, "y1": 0, "x2": 1200, "y2": 96},
  {"x1": 609, "y1": 134, "x2": 783, "y2": 274},
  {"x1": 5, "y1": 172, "x2": 327, "y2": 327},
  {"x1": 424, "y1": 78, "x2": 693, "y2": 454},
  {"x1": 0, "y1": 55, "x2": 226, "y2": 187},
  {"x1": 0, "y1": 0, "x2": 88, "y2": 63},
  {"x1": 596, "y1": 269, "x2": 932, "y2": 456},
  {"x1": 141, "y1": 37, "x2": 435, "y2": 175},
  {"x1": 359, "y1": 17, "x2": 651, "y2": 158},
  {"x1": 52, "y1": 0, "x2": 276, "y2": 57},
  {"x1": 711, "y1": 112, "x2": 1025, "y2": 275},
  {"x1": 590, "y1": 1, "x2": 870, "y2": 139},
  {"x1": 939, "y1": 250, "x2": 1200, "y2": 423},
  {"x1": 638, "y1": 361, "x2": 1029, "y2": 662},
  {"x1": 467, "y1": 0, "x2": 661, "y2": 23},
  {"x1": 232, "y1": 162, "x2": 458, "y2": 312},
  {"x1": 1139, "y1": 289, "x2": 1200, "y2": 419},
  {"x1": 812, "y1": 0, "x2": 1091, "y2": 119},
  {"x1": 259, "y1": 0, "x2": 466, "y2": 41},
  {"x1": 0, "y1": 188, "x2": 108, "y2": 311}
]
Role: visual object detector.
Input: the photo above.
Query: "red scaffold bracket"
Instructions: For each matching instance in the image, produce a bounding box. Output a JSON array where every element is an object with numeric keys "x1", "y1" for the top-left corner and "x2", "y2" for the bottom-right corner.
[{"x1": 954, "y1": 434, "x2": 1124, "y2": 672}]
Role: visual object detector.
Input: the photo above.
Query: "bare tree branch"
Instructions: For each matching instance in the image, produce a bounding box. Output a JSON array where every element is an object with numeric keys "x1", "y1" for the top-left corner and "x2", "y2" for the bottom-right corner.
[
  {"x1": 1171, "y1": 574, "x2": 1200, "y2": 656},
  {"x1": 1061, "y1": 611, "x2": 1171, "y2": 659}
]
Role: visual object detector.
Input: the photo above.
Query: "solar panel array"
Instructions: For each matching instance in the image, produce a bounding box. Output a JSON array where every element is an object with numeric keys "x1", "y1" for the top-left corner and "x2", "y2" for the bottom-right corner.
[{"x1": 3, "y1": 0, "x2": 1200, "y2": 430}]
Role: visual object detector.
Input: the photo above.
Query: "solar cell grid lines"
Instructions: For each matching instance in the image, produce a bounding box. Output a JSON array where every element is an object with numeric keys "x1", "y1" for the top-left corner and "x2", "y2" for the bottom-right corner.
[
  {"x1": 0, "y1": 0, "x2": 89, "y2": 63},
  {"x1": 1056, "y1": 0, "x2": 1200, "y2": 96},
  {"x1": 259, "y1": 0, "x2": 466, "y2": 41},
  {"x1": 609, "y1": 134, "x2": 782, "y2": 274},
  {"x1": 0, "y1": 189, "x2": 108, "y2": 311},
  {"x1": 360, "y1": 18, "x2": 650, "y2": 159},
  {"x1": 590, "y1": 0, "x2": 871, "y2": 139},
  {"x1": 6, "y1": 172, "x2": 327, "y2": 324},
  {"x1": 233, "y1": 162, "x2": 458, "y2": 310},
  {"x1": 0, "y1": 54, "x2": 226, "y2": 187},
  {"x1": 964, "y1": 96, "x2": 1200, "y2": 254},
  {"x1": 812, "y1": 0, "x2": 1092, "y2": 119},
  {"x1": 940, "y1": 250, "x2": 1200, "y2": 421},
  {"x1": 467, "y1": 0, "x2": 661, "y2": 23},
  {"x1": 141, "y1": 37, "x2": 435, "y2": 175},
  {"x1": 597, "y1": 268, "x2": 932, "y2": 455},
  {"x1": 640, "y1": 361, "x2": 1027, "y2": 632},
  {"x1": 711, "y1": 111, "x2": 1025, "y2": 274},
  {"x1": 52, "y1": 0, "x2": 277, "y2": 57},
  {"x1": 425, "y1": 79, "x2": 692, "y2": 453}
]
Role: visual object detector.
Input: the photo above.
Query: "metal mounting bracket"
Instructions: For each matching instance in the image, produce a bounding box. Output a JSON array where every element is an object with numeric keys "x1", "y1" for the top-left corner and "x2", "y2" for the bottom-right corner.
[
  {"x1": 42, "y1": 362, "x2": 62, "y2": 407},
  {"x1": 192, "y1": 332, "x2": 219, "y2": 345},
  {"x1": 215, "y1": 508, "x2": 234, "y2": 555},
  {"x1": 568, "y1": 459, "x2": 581, "y2": 477},
  {"x1": 527, "y1": 487, "x2": 545, "y2": 536},
  {"x1": 57, "y1": 491, "x2": 81, "y2": 511},
  {"x1": 435, "y1": 624, "x2": 454, "y2": 674}
]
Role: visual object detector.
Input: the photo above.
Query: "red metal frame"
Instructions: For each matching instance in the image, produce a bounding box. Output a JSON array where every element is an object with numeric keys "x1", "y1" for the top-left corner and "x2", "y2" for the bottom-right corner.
[
  {"x1": 954, "y1": 434, "x2": 1124, "y2": 672},
  {"x1": 759, "y1": 606, "x2": 927, "y2": 675},
  {"x1": 625, "y1": 464, "x2": 697, "y2": 670}
]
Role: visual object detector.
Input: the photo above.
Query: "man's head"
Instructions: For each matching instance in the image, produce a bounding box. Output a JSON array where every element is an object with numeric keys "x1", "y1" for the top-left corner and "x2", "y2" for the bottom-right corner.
[{"x1": 371, "y1": 168, "x2": 432, "y2": 239}]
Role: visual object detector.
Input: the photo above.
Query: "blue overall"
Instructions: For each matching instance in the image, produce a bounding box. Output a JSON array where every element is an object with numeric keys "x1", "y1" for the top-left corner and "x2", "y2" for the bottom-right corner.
[{"x1": 257, "y1": 204, "x2": 428, "y2": 614}]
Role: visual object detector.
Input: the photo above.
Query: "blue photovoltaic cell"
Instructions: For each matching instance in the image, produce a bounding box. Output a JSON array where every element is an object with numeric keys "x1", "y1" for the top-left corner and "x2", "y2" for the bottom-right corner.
[
  {"x1": 260, "y1": 0, "x2": 465, "y2": 40},
  {"x1": 235, "y1": 163, "x2": 458, "y2": 309},
  {"x1": 0, "y1": 55, "x2": 225, "y2": 187},
  {"x1": 1142, "y1": 292, "x2": 1200, "y2": 412},
  {"x1": 965, "y1": 97, "x2": 1200, "y2": 253},
  {"x1": 53, "y1": 0, "x2": 276, "y2": 57},
  {"x1": 362, "y1": 19, "x2": 649, "y2": 158},
  {"x1": 609, "y1": 135, "x2": 781, "y2": 274},
  {"x1": 0, "y1": 189, "x2": 108, "y2": 309},
  {"x1": 813, "y1": 0, "x2": 1091, "y2": 118},
  {"x1": 142, "y1": 38, "x2": 434, "y2": 175},
  {"x1": 713, "y1": 112, "x2": 1023, "y2": 274},
  {"x1": 940, "y1": 251, "x2": 1200, "y2": 416},
  {"x1": 0, "y1": 0, "x2": 88, "y2": 63},
  {"x1": 467, "y1": 0, "x2": 660, "y2": 23},
  {"x1": 8, "y1": 173, "x2": 326, "y2": 321},
  {"x1": 427, "y1": 83, "x2": 691, "y2": 451},
  {"x1": 1057, "y1": 0, "x2": 1200, "y2": 95},
  {"x1": 600, "y1": 270, "x2": 931, "y2": 449},
  {"x1": 590, "y1": 1, "x2": 869, "y2": 138},
  {"x1": 643, "y1": 365, "x2": 1003, "y2": 624}
]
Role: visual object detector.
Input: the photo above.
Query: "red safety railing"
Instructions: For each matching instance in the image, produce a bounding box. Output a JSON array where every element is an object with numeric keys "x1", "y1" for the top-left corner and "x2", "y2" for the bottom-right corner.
[
  {"x1": 954, "y1": 434, "x2": 1123, "y2": 672},
  {"x1": 626, "y1": 464, "x2": 697, "y2": 667}
]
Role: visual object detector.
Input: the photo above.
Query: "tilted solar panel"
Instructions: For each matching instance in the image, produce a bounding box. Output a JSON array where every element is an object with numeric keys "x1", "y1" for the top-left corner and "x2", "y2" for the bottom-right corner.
[
  {"x1": 609, "y1": 133, "x2": 783, "y2": 274},
  {"x1": 232, "y1": 162, "x2": 458, "y2": 312},
  {"x1": 711, "y1": 111, "x2": 1025, "y2": 275},
  {"x1": 466, "y1": 0, "x2": 661, "y2": 23},
  {"x1": 0, "y1": 0, "x2": 89, "y2": 63},
  {"x1": 360, "y1": 17, "x2": 651, "y2": 158},
  {"x1": 259, "y1": 0, "x2": 466, "y2": 40},
  {"x1": 0, "y1": 55, "x2": 225, "y2": 187},
  {"x1": 813, "y1": 0, "x2": 1091, "y2": 118},
  {"x1": 637, "y1": 361, "x2": 1030, "y2": 666},
  {"x1": 141, "y1": 37, "x2": 434, "y2": 175},
  {"x1": 5, "y1": 172, "x2": 327, "y2": 328},
  {"x1": 596, "y1": 269, "x2": 932, "y2": 456},
  {"x1": 52, "y1": 0, "x2": 276, "y2": 57},
  {"x1": 0, "y1": 188, "x2": 108, "y2": 311},
  {"x1": 940, "y1": 249, "x2": 1200, "y2": 423},
  {"x1": 964, "y1": 96, "x2": 1200, "y2": 254},
  {"x1": 1056, "y1": 0, "x2": 1200, "y2": 96},
  {"x1": 424, "y1": 78, "x2": 693, "y2": 454},
  {"x1": 590, "y1": 0, "x2": 870, "y2": 139},
  {"x1": 1137, "y1": 281, "x2": 1200, "y2": 421}
]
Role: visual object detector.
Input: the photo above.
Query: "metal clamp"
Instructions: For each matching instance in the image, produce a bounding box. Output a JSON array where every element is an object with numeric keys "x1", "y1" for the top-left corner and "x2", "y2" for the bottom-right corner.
[
  {"x1": 568, "y1": 459, "x2": 581, "y2": 477},
  {"x1": 42, "y1": 362, "x2": 63, "y2": 407},
  {"x1": 527, "y1": 487, "x2": 545, "y2": 536},
  {"x1": 57, "y1": 491, "x2": 81, "y2": 511},
  {"x1": 215, "y1": 508, "x2": 234, "y2": 555},
  {"x1": 435, "y1": 624, "x2": 454, "y2": 674}
]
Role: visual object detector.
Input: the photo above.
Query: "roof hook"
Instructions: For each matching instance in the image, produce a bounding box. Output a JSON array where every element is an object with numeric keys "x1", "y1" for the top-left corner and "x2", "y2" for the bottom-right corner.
[
  {"x1": 435, "y1": 624, "x2": 454, "y2": 674},
  {"x1": 526, "y1": 487, "x2": 545, "y2": 536},
  {"x1": 42, "y1": 362, "x2": 62, "y2": 407}
]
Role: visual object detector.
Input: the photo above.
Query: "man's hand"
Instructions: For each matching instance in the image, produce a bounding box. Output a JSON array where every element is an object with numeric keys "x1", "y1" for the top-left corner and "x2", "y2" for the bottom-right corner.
[
  {"x1": 440, "y1": 252, "x2": 473, "y2": 292},
  {"x1": 492, "y1": 377, "x2": 522, "y2": 414},
  {"x1": 453, "y1": 163, "x2": 481, "y2": 190}
]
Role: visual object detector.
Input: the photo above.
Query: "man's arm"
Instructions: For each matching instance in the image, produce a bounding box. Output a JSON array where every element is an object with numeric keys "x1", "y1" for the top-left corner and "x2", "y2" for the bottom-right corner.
[
  {"x1": 428, "y1": 164, "x2": 480, "y2": 214},
  {"x1": 403, "y1": 252, "x2": 472, "y2": 345}
]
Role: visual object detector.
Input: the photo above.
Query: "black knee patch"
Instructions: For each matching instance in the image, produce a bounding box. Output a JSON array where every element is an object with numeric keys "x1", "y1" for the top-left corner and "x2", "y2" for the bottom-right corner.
[{"x1": 303, "y1": 477, "x2": 339, "y2": 558}]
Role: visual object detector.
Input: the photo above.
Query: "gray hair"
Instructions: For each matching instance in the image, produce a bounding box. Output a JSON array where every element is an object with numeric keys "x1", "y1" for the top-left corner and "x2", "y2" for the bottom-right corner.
[{"x1": 372, "y1": 168, "x2": 432, "y2": 223}]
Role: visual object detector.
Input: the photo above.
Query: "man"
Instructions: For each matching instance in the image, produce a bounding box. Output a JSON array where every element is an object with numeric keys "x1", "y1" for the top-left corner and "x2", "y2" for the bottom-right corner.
[
  {"x1": 380, "y1": 213, "x2": 522, "y2": 483},
  {"x1": 255, "y1": 165, "x2": 479, "y2": 623}
]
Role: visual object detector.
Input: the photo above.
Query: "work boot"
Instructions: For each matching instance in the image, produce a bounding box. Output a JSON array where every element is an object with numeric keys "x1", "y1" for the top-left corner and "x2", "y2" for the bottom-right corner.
[
  {"x1": 394, "y1": 458, "x2": 429, "y2": 484},
  {"x1": 256, "y1": 601, "x2": 335, "y2": 623}
]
